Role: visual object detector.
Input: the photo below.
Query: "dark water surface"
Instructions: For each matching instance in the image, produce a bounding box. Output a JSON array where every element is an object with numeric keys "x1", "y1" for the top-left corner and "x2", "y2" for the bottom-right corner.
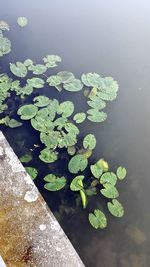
[{"x1": 1, "y1": 1, "x2": 150, "y2": 266}]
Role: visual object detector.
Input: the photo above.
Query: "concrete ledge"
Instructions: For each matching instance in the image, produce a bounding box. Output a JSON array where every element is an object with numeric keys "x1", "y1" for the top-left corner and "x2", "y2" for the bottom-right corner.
[{"x1": 0, "y1": 131, "x2": 84, "y2": 267}]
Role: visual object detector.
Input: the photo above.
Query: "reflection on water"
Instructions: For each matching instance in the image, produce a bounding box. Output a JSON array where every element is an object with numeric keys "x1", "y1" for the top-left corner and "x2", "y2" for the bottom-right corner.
[{"x1": 1, "y1": 0, "x2": 150, "y2": 266}]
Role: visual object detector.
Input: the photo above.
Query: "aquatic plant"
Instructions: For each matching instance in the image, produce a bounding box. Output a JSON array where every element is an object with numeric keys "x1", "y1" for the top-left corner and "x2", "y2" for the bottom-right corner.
[
  {"x1": 0, "y1": 18, "x2": 127, "y2": 230},
  {"x1": 17, "y1": 17, "x2": 28, "y2": 27}
]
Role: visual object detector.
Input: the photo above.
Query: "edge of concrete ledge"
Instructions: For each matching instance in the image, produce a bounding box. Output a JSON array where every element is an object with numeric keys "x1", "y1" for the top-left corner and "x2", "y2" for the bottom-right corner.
[{"x1": 0, "y1": 131, "x2": 85, "y2": 267}]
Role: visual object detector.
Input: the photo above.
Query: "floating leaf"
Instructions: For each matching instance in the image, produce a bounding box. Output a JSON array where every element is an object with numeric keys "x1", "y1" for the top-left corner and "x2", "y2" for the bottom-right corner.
[
  {"x1": 40, "y1": 132, "x2": 59, "y2": 149},
  {"x1": 57, "y1": 101, "x2": 74, "y2": 118},
  {"x1": 28, "y1": 64, "x2": 47, "y2": 74},
  {"x1": 67, "y1": 146, "x2": 76, "y2": 156},
  {"x1": 43, "y1": 55, "x2": 61, "y2": 68},
  {"x1": 107, "y1": 199, "x2": 124, "y2": 217},
  {"x1": 0, "y1": 34, "x2": 11, "y2": 56},
  {"x1": 100, "y1": 184, "x2": 119, "y2": 199},
  {"x1": 83, "y1": 134, "x2": 96, "y2": 150},
  {"x1": 47, "y1": 75, "x2": 62, "y2": 87},
  {"x1": 8, "y1": 119, "x2": 22, "y2": 128},
  {"x1": 25, "y1": 167, "x2": 38, "y2": 180},
  {"x1": 97, "y1": 90, "x2": 117, "y2": 101},
  {"x1": 17, "y1": 17, "x2": 28, "y2": 27},
  {"x1": 10, "y1": 62, "x2": 27, "y2": 77},
  {"x1": 90, "y1": 162, "x2": 103, "y2": 179},
  {"x1": 24, "y1": 59, "x2": 33, "y2": 67},
  {"x1": 39, "y1": 148, "x2": 58, "y2": 163},
  {"x1": 63, "y1": 78, "x2": 83, "y2": 92},
  {"x1": 100, "y1": 172, "x2": 117, "y2": 186},
  {"x1": 97, "y1": 159, "x2": 109, "y2": 172},
  {"x1": 116, "y1": 166, "x2": 127, "y2": 180},
  {"x1": 68, "y1": 154, "x2": 88, "y2": 174},
  {"x1": 73, "y1": 113, "x2": 86, "y2": 123},
  {"x1": 20, "y1": 154, "x2": 32, "y2": 163},
  {"x1": 87, "y1": 109, "x2": 107, "y2": 123},
  {"x1": 27, "y1": 77, "x2": 45, "y2": 88},
  {"x1": 89, "y1": 209, "x2": 107, "y2": 229},
  {"x1": 17, "y1": 104, "x2": 38, "y2": 120},
  {"x1": 33, "y1": 96, "x2": 50, "y2": 107},
  {"x1": 57, "y1": 71, "x2": 74, "y2": 83},
  {"x1": 80, "y1": 190, "x2": 87, "y2": 208},
  {"x1": 70, "y1": 175, "x2": 84, "y2": 191},
  {"x1": 87, "y1": 98, "x2": 106, "y2": 110},
  {"x1": 81, "y1": 73, "x2": 101, "y2": 88},
  {"x1": 31, "y1": 116, "x2": 53, "y2": 132},
  {"x1": 44, "y1": 174, "x2": 66, "y2": 191}
]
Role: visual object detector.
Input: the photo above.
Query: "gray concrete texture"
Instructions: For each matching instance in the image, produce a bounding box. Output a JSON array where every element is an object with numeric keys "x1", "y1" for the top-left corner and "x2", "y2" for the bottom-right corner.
[{"x1": 0, "y1": 131, "x2": 85, "y2": 267}]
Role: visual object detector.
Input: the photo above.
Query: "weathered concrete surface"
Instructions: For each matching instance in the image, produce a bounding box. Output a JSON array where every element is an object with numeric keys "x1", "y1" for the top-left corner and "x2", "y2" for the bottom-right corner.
[{"x1": 0, "y1": 131, "x2": 84, "y2": 267}]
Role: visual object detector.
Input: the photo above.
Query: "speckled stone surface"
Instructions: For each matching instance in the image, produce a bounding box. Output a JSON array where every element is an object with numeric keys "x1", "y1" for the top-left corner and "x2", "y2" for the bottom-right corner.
[{"x1": 0, "y1": 131, "x2": 85, "y2": 267}]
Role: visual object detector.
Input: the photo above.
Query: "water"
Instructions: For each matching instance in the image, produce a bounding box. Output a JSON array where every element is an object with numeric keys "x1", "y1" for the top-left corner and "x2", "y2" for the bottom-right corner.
[{"x1": 1, "y1": 0, "x2": 150, "y2": 266}]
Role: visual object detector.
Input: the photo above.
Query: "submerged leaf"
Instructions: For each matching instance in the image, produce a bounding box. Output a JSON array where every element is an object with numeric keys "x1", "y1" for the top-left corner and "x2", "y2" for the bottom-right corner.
[
  {"x1": 89, "y1": 209, "x2": 107, "y2": 229},
  {"x1": 107, "y1": 199, "x2": 124, "y2": 217},
  {"x1": 67, "y1": 146, "x2": 76, "y2": 155},
  {"x1": 83, "y1": 134, "x2": 96, "y2": 150},
  {"x1": 20, "y1": 154, "x2": 32, "y2": 163},
  {"x1": 8, "y1": 119, "x2": 22, "y2": 128}
]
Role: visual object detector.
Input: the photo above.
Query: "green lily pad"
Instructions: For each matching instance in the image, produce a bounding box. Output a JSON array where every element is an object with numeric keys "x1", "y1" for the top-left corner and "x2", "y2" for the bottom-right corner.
[
  {"x1": 25, "y1": 167, "x2": 38, "y2": 180},
  {"x1": 87, "y1": 98, "x2": 106, "y2": 110},
  {"x1": 17, "y1": 104, "x2": 38, "y2": 120},
  {"x1": 33, "y1": 96, "x2": 50, "y2": 107},
  {"x1": 68, "y1": 154, "x2": 88, "y2": 174},
  {"x1": 28, "y1": 64, "x2": 47, "y2": 74},
  {"x1": 39, "y1": 148, "x2": 58, "y2": 163},
  {"x1": 98, "y1": 159, "x2": 109, "y2": 172},
  {"x1": 44, "y1": 174, "x2": 66, "y2": 191},
  {"x1": 64, "y1": 123, "x2": 79, "y2": 135},
  {"x1": 47, "y1": 75, "x2": 62, "y2": 87},
  {"x1": 57, "y1": 71, "x2": 75, "y2": 83},
  {"x1": 90, "y1": 162, "x2": 103, "y2": 179},
  {"x1": 87, "y1": 109, "x2": 107, "y2": 123},
  {"x1": 20, "y1": 154, "x2": 32, "y2": 163},
  {"x1": 116, "y1": 166, "x2": 127, "y2": 180},
  {"x1": 73, "y1": 113, "x2": 86, "y2": 123},
  {"x1": 24, "y1": 59, "x2": 33, "y2": 67},
  {"x1": 100, "y1": 172, "x2": 117, "y2": 186},
  {"x1": 17, "y1": 17, "x2": 28, "y2": 27},
  {"x1": 57, "y1": 101, "x2": 74, "y2": 118},
  {"x1": 107, "y1": 199, "x2": 124, "y2": 217},
  {"x1": 63, "y1": 78, "x2": 83, "y2": 92},
  {"x1": 27, "y1": 77, "x2": 45, "y2": 88},
  {"x1": 83, "y1": 134, "x2": 96, "y2": 150},
  {"x1": 40, "y1": 132, "x2": 59, "y2": 149},
  {"x1": 88, "y1": 209, "x2": 107, "y2": 229},
  {"x1": 100, "y1": 184, "x2": 119, "y2": 199},
  {"x1": 0, "y1": 35, "x2": 11, "y2": 57},
  {"x1": 43, "y1": 55, "x2": 61, "y2": 68},
  {"x1": 70, "y1": 175, "x2": 84, "y2": 191},
  {"x1": 10, "y1": 62, "x2": 27, "y2": 77}
]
